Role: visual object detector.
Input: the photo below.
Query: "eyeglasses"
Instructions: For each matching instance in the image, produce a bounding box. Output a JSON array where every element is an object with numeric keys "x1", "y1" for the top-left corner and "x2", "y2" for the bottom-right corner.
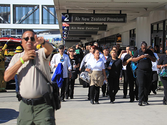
[
  {"x1": 69, "y1": 51, "x2": 74, "y2": 52},
  {"x1": 23, "y1": 37, "x2": 35, "y2": 42}
]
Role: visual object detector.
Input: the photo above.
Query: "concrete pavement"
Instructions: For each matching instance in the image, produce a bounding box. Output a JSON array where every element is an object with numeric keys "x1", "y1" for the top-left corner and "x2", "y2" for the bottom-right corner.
[{"x1": 0, "y1": 79, "x2": 167, "y2": 125}]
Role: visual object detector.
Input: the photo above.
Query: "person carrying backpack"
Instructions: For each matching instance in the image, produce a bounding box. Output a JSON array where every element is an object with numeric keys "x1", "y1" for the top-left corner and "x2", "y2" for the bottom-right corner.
[{"x1": 131, "y1": 41, "x2": 156, "y2": 106}]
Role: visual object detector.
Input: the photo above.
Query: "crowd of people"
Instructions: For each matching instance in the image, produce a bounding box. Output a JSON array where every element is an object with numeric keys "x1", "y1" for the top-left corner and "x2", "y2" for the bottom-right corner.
[
  {"x1": 50, "y1": 41, "x2": 166, "y2": 107},
  {"x1": 1, "y1": 30, "x2": 167, "y2": 124}
]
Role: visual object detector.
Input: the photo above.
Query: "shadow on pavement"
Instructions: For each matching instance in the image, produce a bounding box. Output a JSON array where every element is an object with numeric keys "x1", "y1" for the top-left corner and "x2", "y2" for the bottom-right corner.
[{"x1": 0, "y1": 108, "x2": 19, "y2": 123}]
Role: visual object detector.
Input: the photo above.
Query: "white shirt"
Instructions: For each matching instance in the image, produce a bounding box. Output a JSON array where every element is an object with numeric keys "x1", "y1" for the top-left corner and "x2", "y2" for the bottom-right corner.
[
  {"x1": 152, "y1": 52, "x2": 159, "y2": 72},
  {"x1": 80, "y1": 52, "x2": 106, "y2": 69},
  {"x1": 80, "y1": 53, "x2": 93, "y2": 69},
  {"x1": 121, "y1": 53, "x2": 127, "y2": 70},
  {"x1": 86, "y1": 57, "x2": 105, "y2": 71},
  {"x1": 51, "y1": 53, "x2": 72, "y2": 78},
  {"x1": 99, "y1": 52, "x2": 106, "y2": 63}
]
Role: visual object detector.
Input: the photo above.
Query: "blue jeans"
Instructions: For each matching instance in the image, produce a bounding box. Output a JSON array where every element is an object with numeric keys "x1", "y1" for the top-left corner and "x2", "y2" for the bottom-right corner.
[{"x1": 14, "y1": 74, "x2": 19, "y2": 93}]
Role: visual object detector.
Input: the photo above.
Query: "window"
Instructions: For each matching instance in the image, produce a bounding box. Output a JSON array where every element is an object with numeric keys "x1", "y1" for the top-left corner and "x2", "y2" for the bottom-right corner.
[
  {"x1": 0, "y1": 5, "x2": 10, "y2": 24},
  {"x1": 158, "y1": 22, "x2": 163, "y2": 32},
  {"x1": 13, "y1": 5, "x2": 39, "y2": 24},
  {"x1": 129, "y1": 29, "x2": 136, "y2": 46},
  {"x1": 42, "y1": 5, "x2": 58, "y2": 24},
  {"x1": 153, "y1": 24, "x2": 157, "y2": 33}
]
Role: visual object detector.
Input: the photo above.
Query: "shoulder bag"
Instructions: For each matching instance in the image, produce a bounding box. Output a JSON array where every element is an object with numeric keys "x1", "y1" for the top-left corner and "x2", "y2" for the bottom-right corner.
[
  {"x1": 158, "y1": 67, "x2": 167, "y2": 77},
  {"x1": 35, "y1": 65, "x2": 61, "y2": 110}
]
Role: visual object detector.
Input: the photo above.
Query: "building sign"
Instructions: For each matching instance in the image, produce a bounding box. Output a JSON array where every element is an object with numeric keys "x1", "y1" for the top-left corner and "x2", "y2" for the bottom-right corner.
[
  {"x1": 65, "y1": 37, "x2": 81, "y2": 40},
  {"x1": 62, "y1": 13, "x2": 127, "y2": 23},
  {"x1": 62, "y1": 26, "x2": 69, "y2": 31},
  {"x1": 116, "y1": 34, "x2": 122, "y2": 42},
  {"x1": 62, "y1": 13, "x2": 71, "y2": 22},
  {"x1": 69, "y1": 24, "x2": 107, "y2": 31},
  {"x1": 63, "y1": 31, "x2": 68, "y2": 35}
]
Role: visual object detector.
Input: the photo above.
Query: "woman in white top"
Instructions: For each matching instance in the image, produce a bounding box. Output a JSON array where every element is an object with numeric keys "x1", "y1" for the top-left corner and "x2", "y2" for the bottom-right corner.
[
  {"x1": 149, "y1": 46, "x2": 159, "y2": 94},
  {"x1": 86, "y1": 48, "x2": 107, "y2": 104}
]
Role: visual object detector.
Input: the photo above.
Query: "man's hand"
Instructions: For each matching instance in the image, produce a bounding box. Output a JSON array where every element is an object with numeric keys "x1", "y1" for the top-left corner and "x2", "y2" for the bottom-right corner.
[
  {"x1": 127, "y1": 57, "x2": 132, "y2": 63},
  {"x1": 108, "y1": 67, "x2": 111, "y2": 70},
  {"x1": 34, "y1": 35, "x2": 45, "y2": 47},
  {"x1": 140, "y1": 54, "x2": 147, "y2": 59},
  {"x1": 22, "y1": 50, "x2": 36, "y2": 62},
  {"x1": 145, "y1": 54, "x2": 151, "y2": 59}
]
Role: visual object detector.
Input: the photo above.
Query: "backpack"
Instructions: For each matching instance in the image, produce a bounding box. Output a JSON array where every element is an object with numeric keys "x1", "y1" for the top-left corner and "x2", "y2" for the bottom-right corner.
[
  {"x1": 131, "y1": 62, "x2": 138, "y2": 78},
  {"x1": 130, "y1": 49, "x2": 139, "y2": 78}
]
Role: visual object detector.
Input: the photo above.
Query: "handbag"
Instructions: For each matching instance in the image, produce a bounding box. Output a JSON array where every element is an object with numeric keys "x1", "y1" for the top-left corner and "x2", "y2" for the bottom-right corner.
[
  {"x1": 35, "y1": 65, "x2": 61, "y2": 110},
  {"x1": 80, "y1": 71, "x2": 91, "y2": 83},
  {"x1": 131, "y1": 62, "x2": 138, "y2": 78},
  {"x1": 158, "y1": 68, "x2": 167, "y2": 77},
  {"x1": 71, "y1": 71, "x2": 77, "y2": 79},
  {"x1": 130, "y1": 49, "x2": 140, "y2": 78}
]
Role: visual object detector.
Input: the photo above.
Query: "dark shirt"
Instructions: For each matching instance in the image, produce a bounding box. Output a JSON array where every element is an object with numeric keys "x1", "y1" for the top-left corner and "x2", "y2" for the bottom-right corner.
[
  {"x1": 104, "y1": 55, "x2": 112, "y2": 69},
  {"x1": 158, "y1": 55, "x2": 167, "y2": 66},
  {"x1": 117, "y1": 49, "x2": 122, "y2": 56},
  {"x1": 69, "y1": 55, "x2": 79, "y2": 71},
  {"x1": 84, "y1": 50, "x2": 89, "y2": 56},
  {"x1": 133, "y1": 48, "x2": 155, "y2": 71},
  {"x1": 123, "y1": 54, "x2": 132, "y2": 72},
  {"x1": 108, "y1": 58, "x2": 122, "y2": 77},
  {"x1": 75, "y1": 47, "x2": 83, "y2": 62}
]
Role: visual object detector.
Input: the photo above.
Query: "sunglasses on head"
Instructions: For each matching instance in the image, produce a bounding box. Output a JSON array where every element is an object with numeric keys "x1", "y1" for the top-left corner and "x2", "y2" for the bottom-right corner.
[{"x1": 23, "y1": 37, "x2": 35, "y2": 41}]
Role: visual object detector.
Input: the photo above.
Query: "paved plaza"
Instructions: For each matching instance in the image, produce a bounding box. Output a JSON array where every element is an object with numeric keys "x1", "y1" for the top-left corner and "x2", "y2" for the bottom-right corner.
[{"x1": 0, "y1": 79, "x2": 167, "y2": 125}]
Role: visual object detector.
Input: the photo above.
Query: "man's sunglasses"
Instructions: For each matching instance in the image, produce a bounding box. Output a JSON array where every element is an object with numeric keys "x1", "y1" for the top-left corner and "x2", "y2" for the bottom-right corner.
[
  {"x1": 23, "y1": 37, "x2": 35, "y2": 41},
  {"x1": 69, "y1": 51, "x2": 74, "y2": 52}
]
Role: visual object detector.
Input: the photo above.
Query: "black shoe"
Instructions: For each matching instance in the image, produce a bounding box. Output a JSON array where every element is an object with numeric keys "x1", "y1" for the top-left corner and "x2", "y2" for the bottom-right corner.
[
  {"x1": 138, "y1": 101, "x2": 142, "y2": 106},
  {"x1": 110, "y1": 101, "x2": 114, "y2": 104},
  {"x1": 163, "y1": 101, "x2": 166, "y2": 105},
  {"x1": 163, "y1": 98, "x2": 167, "y2": 105},
  {"x1": 70, "y1": 96, "x2": 73, "y2": 99},
  {"x1": 136, "y1": 96, "x2": 139, "y2": 101},
  {"x1": 90, "y1": 99, "x2": 94, "y2": 104},
  {"x1": 123, "y1": 95, "x2": 126, "y2": 98},
  {"x1": 88, "y1": 97, "x2": 90, "y2": 100},
  {"x1": 143, "y1": 102, "x2": 150, "y2": 105},
  {"x1": 66, "y1": 95, "x2": 69, "y2": 99},
  {"x1": 61, "y1": 99, "x2": 65, "y2": 102},
  {"x1": 153, "y1": 90, "x2": 157, "y2": 95},
  {"x1": 95, "y1": 101, "x2": 99, "y2": 104},
  {"x1": 130, "y1": 99, "x2": 134, "y2": 102}
]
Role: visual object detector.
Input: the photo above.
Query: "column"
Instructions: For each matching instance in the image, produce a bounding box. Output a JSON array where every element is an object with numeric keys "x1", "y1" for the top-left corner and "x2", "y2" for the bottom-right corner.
[
  {"x1": 136, "y1": 17, "x2": 151, "y2": 48},
  {"x1": 39, "y1": 4, "x2": 42, "y2": 25},
  {"x1": 10, "y1": 4, "x2": 13, "y2": 24}
]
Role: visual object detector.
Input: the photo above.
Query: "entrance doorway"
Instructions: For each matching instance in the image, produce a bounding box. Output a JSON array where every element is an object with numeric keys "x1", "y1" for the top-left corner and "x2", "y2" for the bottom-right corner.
[{"x1": 151, "y1": 32, "x2": 163, "y2": 53}]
